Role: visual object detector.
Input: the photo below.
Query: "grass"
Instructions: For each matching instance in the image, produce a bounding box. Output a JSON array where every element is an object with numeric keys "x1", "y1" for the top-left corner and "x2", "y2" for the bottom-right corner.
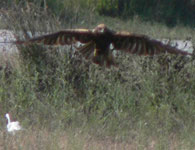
[
  {"x1": 0, "y1": 127, "x2": 194, "y2": 149},
  {"x1": 0, "y1": 3, "x2": 195, "y2": 150},
  {"x1": 0, "y1": 128, "x2": 194, "y2": 150}
]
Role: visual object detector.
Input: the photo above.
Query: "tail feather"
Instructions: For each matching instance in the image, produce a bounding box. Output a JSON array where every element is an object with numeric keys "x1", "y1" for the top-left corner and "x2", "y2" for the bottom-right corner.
[
  {"x1": 76, "y1": 42, "x2": 95, "y2": 59},
  {"x1": 92, "y1": 52, "x2": 117, "y2": 68}
]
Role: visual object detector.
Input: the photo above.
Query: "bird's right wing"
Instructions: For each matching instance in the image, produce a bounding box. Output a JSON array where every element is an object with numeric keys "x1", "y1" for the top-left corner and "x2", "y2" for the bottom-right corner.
[{"x1": 15, "y1": 29, "x2": 94, "y2": 45}]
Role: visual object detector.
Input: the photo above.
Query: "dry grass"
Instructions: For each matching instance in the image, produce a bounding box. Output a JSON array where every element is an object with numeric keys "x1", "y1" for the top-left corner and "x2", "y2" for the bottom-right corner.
[{"x1": 0, "y1": 128, "x2": 194, "y2": 150}]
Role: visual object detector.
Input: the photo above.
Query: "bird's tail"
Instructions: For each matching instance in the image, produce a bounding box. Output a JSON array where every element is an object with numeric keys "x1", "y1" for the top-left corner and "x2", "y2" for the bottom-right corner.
[
  {"x1": 92, "y1": 50, "x2": 117, "y2": 68},
  {"x1": 76, "y1": 41, "x2": 95, "y2": 59},
  {"x1": 76, "y1": 42, "x2": 117, "y2": 67}
]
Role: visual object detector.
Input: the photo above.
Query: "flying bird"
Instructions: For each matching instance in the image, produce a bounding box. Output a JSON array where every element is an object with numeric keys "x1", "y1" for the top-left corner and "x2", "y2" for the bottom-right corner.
[
  {"x1": 5, "y1": 113, "x2": 22, "y2": 134},
  {"x1": 14, "y1": 24, "x2": 192, "y2": 67}
]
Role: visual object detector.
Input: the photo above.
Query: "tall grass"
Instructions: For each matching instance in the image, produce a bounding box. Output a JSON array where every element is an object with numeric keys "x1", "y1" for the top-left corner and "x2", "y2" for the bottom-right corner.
[{"x1": 0, "y1": 4, "x2": 195, "y2": 149}]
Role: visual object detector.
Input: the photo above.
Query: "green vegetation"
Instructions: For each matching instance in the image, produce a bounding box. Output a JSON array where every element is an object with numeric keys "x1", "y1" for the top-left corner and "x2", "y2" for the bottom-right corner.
[
  {"x1": 0, "y1": 2, "x2": 195, "y2": 149},
  {"x1": 1, "y1": 0, "x2": 195, "y2": 27}
]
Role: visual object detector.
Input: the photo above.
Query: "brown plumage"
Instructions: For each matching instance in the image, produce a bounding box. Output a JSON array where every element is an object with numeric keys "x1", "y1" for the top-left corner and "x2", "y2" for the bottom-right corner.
[{"x1": 15, "y1": 24, "x2": 192, "y2": 67}]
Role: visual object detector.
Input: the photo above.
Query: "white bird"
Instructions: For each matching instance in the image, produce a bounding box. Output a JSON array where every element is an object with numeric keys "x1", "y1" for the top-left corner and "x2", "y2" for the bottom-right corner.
[{"x1": 5, "y1": 113, "x2": 22, "y2": 134}]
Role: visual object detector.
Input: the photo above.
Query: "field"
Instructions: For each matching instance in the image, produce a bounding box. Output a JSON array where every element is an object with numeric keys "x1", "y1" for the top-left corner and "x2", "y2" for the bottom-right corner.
[{"x1": 0, "y1": 4, "x2": 195, "y2": 150}]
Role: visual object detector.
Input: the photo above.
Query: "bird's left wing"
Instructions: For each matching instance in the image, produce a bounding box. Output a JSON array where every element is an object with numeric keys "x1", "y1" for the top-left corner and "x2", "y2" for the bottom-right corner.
[
  {"x1": 111, "y1": 31, "x2": 192, "y2": 56},
  {"x1": 15, "y1": 29, "x2": 94, "y2": 45}
]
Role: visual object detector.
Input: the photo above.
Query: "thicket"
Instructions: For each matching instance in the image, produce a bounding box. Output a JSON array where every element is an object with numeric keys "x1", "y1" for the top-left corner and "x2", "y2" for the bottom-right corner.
[
  {"x1": 95, "y1": 0, "x2": 195, "y2": 27},
  {"x1": 1, "y1": 0, "x2": 195, "y2": 27}
]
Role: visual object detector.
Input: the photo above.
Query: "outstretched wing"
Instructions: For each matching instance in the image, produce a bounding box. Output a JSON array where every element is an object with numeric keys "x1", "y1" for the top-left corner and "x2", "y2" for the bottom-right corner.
[
  {"x1": 112, "y1": 32, "x2": 192, "y2": 56},
  {"x1": 15, "y1": 29, "x2": 94, "y2": 45}
]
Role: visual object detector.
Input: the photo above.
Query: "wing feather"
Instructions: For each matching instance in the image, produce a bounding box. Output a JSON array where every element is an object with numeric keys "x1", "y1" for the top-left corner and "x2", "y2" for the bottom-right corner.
[
  {"x1": 17, "y1": 29, "x2": 93, "y2": 45},
  {"x1": 112, "y1": 32, "x2": 192, "y2": 56}
]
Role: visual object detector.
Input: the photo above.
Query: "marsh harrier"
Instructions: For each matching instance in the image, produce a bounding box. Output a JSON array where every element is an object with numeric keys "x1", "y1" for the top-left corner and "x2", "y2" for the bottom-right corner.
[{"x1": 15, "y1": 24, "x2": 192, "y2": 67}]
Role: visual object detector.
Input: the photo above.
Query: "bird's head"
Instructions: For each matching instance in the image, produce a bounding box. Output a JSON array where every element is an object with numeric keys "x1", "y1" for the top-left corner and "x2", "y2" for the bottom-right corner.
[
  {"x1": 93, "y1": 24, "x2": 113, "y2": 34},
  {"x1": 5, "y1": 113, "x2": 11, "y2": 124},
  {"x1": 5, "y1": 113, "x2": 9, "y2": 119}
]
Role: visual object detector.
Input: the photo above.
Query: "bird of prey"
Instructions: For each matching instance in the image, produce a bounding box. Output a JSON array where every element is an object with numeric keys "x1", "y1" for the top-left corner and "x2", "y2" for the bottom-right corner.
[{"x1": 14, "y1": 24, "x2": 192, "y2": 67}]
